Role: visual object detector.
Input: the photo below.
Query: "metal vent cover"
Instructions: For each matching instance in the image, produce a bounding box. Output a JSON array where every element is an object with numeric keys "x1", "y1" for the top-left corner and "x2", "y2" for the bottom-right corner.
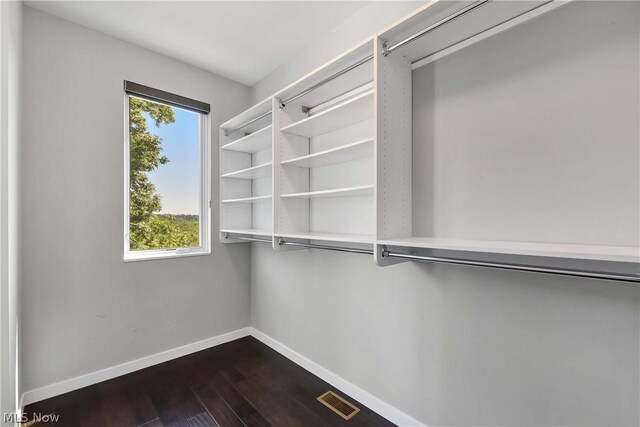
[{"x1": 317, "y1": 391, "x2": 360, "y2": 420}]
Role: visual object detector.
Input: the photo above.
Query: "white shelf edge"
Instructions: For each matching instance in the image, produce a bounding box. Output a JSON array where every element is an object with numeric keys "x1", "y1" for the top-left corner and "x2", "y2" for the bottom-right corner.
[
  {"x1": 220, "y1": 125, "x2": 272, "y2": 152},
  {"x1": 278, "y1": 232, "x2": 373, "y2": 244},
  {"x1": 281, "y1": 138, "x2": 374, "y2": 168},
  {"x1": 221, "y1": 195, "x2": 272, "y2": 204},
  {"x1": 307, "y1": 81, "x2": 374, "y2": 115},
  {"x1": 280, "y1": 90, "x2": 374, "y2": 135},
  {"x1": 281, "y1": 185, "x2": 374, "y2": 199},
  {"x1": 377, "y1": 237, "x2": 640, "y2": 263},
  {"x1": 221, "y1": 162, "x2": 272, "y2": 179},
  {"x1": 220, "y1": 97, "x2": 272, "y2": 129}
]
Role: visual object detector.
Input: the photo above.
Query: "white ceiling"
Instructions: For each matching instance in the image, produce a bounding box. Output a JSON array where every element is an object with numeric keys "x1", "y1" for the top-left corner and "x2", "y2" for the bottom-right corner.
[{"x1": 25, "y1": 1, "x2": 370, "y2": 86}]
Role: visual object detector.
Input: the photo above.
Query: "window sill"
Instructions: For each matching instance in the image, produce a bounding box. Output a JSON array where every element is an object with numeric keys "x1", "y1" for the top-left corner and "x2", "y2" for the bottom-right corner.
[{"x1": 123, "y1": 248, "x2": 210, "y2": 262}]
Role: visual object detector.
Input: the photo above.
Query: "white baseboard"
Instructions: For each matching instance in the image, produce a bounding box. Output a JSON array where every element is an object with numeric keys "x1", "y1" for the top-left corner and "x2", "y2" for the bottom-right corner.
[
  {"x1": 20, "y1": 327, "x2": 251, "y2": 407},
  {"x1": 21, "y1": 326, "x2": 424, "y2": 427},
  {"x1": 250, "y1": 327, "x2": 425, "y2": 427}
]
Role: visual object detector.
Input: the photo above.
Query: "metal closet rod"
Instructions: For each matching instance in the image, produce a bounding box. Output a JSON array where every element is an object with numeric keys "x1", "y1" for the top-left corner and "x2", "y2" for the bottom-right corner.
[
  {"x1": 381, "y1": 248, "x2": 640, "y2": 283},
  {"x1": 225, "y1": 0, "x2": 492, "y2": 135},
  {"x1": 383, "y1": 0, "x2": 492, "y2": 56},
  {"x1": 279, "y1": 54, "x2": 374, "y2": 109},
  {"x1": 225, "y1": 54, "x2": 373, "y2": 135},
  {"x1": 224, "y1": 234, "x2": 638, "y2": 282},
  {"x1": 278, "y1": 238, "x2": 374, "y2": 255},
  {"x1": 223, "y1": 110, "x2": 272, "y2": 137},
  {"x1": 223, "y1": 233, "x2": 272, "y2": 244}
]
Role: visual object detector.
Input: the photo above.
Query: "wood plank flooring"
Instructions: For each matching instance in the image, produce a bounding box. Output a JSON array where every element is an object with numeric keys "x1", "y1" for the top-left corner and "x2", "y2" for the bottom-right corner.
[{"x1": 23, "y1": 337, "x2": 395, "y2": 427}]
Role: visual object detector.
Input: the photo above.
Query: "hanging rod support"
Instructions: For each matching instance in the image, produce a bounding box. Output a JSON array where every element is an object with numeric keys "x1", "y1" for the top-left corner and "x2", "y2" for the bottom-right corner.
[
  {"x1": 280, "y1": 54, "x2": 374, "y2": 109},
  {"x1": 381, "y1": 247, "x2": 640, "y2": 283},
  {"x1": 223, "y1": 233, "x2": 272, "y2": 244},
  {"x1": 278, "y1": 238, "x2": 373, "y2": 255},
  {"x1": 383, "y1": 0, "x2": 492, "y2": 56},
  {"x1": 224, "y1": 109, "x2": 272, "y2": 136}
]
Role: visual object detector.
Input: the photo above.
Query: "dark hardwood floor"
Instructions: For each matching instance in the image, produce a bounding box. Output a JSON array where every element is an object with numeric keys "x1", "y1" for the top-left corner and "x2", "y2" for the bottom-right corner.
[{"x1": 23, "y1": 337, "x2": 394, "y2": 427}]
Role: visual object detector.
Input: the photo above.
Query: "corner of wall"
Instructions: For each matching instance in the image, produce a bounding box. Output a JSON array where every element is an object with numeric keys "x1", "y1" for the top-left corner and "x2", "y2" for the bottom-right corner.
[{"x1": 1, "y1": 0, "x2": 24, "y2": 423}]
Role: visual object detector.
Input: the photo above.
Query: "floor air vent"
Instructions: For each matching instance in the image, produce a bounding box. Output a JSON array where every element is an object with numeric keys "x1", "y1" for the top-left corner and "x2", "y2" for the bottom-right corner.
[{"x1": 317, "y1": 391, "x2": 360, "y2": 420}]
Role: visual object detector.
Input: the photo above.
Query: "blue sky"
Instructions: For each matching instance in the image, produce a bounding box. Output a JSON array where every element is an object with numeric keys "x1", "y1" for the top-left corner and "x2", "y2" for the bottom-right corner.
[{"x1": 145, "y1": 106, "x2": 200, "y2": 215}]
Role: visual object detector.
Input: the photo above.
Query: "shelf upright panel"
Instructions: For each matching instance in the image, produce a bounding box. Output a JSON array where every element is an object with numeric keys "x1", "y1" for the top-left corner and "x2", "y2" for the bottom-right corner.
[
  {"x1": 272, "y1": 96, "x2": 310, "y2": 251},
  {"x1": 219, "y1": 97, "x2": 274, "y2": 244},
  {"x1": 373, "y1": 36, "x2": 413, "y2": 266}
]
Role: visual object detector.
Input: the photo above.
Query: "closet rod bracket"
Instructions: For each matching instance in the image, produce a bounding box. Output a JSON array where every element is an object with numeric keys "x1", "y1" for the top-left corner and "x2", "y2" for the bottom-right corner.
[{"x1": 381, "y1": 41, "x2": 390, "y2": 57}]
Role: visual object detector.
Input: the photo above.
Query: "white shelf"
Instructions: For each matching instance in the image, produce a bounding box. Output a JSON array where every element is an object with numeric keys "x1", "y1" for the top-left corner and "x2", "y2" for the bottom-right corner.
[
  {"x1": 281, "y1": 90, "x2": 373, "y2": 138},
  {"x1": 281, "y1": 185, "x2": 373, "y2": 200},
  {"x1": 281, "y1": 138, "x2": 373, "y2": 168},
  {"x1": 377, "y1": 237, "x2": 640, "y2": 263},
  {"x1": 221, "y1": 229, "x2": 272, "y2": 237},
  {"x1": 221, "y1": 195, "x2": 272, "y2": 204},
  {"x1": 278, "y1": 232, "x2": 373, "y2": 244},
  {"x1": 221, "y1": 97, "x2": 272, "y2": 134},
  {"x1": 221, "y1": 162, "x2": 272, "y2": 180},
  {"x1": 221, "y1": 125, "x2": 272, "y2": 153}
]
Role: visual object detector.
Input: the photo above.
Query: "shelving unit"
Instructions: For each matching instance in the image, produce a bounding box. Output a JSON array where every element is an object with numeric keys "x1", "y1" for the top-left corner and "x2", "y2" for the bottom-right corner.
[
  {"x1": 218, "y1": 0, "x2": 640, "y2": 282},
  {"x1": 372, "y1": 0, "x2": 640, "y2": 277},
  {"x1": 269, "y1": 39, "x2": 376, "y2": 248},
  {"x1": 219, "y1": 97, "x2": 274, "y2": 242}
]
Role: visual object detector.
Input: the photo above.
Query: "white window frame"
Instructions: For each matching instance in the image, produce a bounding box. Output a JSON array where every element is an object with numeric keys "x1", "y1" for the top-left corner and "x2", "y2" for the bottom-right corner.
[{"x1": 123, "y1": 94, "x2": 211, "y2": 262}]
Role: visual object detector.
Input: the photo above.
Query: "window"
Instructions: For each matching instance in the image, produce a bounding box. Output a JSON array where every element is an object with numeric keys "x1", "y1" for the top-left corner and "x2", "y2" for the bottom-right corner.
[{"x1": 124, "y1": 81, "x2": 210, "y2": 261}]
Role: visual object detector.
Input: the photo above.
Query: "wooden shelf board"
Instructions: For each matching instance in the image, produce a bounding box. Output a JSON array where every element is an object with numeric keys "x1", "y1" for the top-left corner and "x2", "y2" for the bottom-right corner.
[
  {"x1": 281, "y1": 138, "x2": 373, "y2": 168},
  {"x1": 281, "y1": 185, "x2": 374, "y2": 199},
  {"x1": 377, "y1": 237, "x2": 640, "y2": 263},
  {"x1": 278, "y1": 232, "x2": 373, "y2": 244},
  {"x1": 221, "y1": 125, "x2": 272, "y2": 153},
  {"x1": 281, "y1": 90, "x2": 373, "y2": 138},
  {"x1": 221, "y1": 229, "x2": 272, "y2": 237},
  {"x1": 221, "y1": 162, "x2": 272, "y2": 180},
  {"x1": 221, "y1": 195, "x2": 272, "y2": 204}
]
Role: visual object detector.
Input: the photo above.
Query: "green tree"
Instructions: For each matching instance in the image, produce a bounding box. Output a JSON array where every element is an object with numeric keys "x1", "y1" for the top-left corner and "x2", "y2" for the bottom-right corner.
[
  {"x1": 132, "y1": 214, "x2": 199, "y2": 250},
  {"x1": 128, "y1": 97, "x2": 175, "y2": 249}
]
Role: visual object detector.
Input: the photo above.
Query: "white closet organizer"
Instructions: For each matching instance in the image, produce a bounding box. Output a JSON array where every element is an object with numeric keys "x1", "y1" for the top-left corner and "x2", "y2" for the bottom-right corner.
[
  {"x1": 274, "y1": 39, "x2": 375, "y2": 248},
  {"x1": 220, "y1": 98, "x2": 273, "y2": 241},
  {"x1": 220, "y1": 0, "x2": 640, "y2": 282}
]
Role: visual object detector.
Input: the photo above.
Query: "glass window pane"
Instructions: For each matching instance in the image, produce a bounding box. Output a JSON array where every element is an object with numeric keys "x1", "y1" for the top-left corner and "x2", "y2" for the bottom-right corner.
[{"x1": 128, "y1": 96, "x2": 201, "y2": 251}]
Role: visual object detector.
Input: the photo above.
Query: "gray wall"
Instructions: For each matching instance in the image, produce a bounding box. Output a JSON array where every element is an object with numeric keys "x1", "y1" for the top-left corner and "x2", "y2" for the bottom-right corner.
[
  {"x1": 21, "y1": 7, "x2": 251, "y2": 392},
  {"x1": 412, "y1": 1, "x2": 639, "y2": 247},
  {"x1": 251, "y1": 1, "x2": 425, "y2": 104},
  {"x1": 0, "y1": 1, "x2": 23, "y2": 422},
  {"x1": 250, "y1": 2, "x2": 640, "y2": 426}
]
